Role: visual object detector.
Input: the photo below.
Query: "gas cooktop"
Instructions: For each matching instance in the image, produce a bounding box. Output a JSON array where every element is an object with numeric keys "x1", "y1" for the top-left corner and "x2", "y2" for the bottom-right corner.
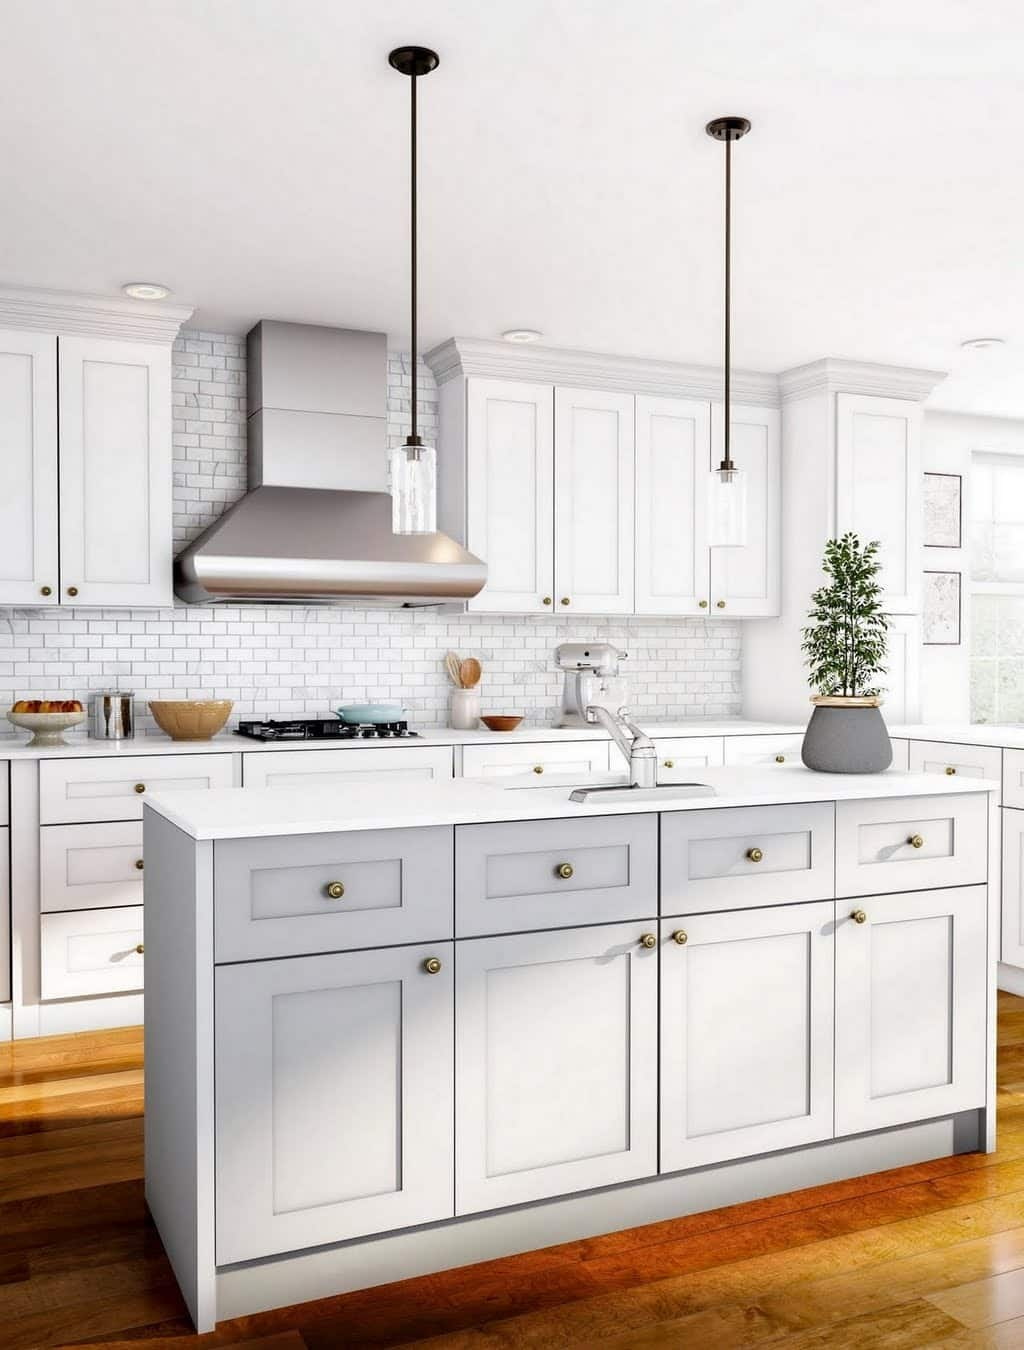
[{"x1": 237, "y1": 718, "x2": 420, "y2": 741}]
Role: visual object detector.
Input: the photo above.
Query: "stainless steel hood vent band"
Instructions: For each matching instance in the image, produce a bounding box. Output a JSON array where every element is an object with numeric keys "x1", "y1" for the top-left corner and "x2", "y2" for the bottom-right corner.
[{"x1": 172, "y1": 320, "x2": 486, "y2": 606}]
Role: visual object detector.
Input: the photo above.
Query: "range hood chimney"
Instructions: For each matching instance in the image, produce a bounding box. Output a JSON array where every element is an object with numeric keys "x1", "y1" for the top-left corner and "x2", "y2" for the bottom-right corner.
[{"x1": 173, "y1": 320, "x2": 486, "y2": 606}]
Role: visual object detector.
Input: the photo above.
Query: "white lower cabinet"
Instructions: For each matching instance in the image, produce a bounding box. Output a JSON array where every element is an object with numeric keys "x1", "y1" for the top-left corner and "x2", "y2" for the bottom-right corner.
[
  {"x1": 455, "y1": 922, "x2": 658, "y2": 1215},
  {"x1": 834, "y1": 887, "x2": 987, "y2": 1135},
  {"x1": 215, "y1": 942, "x2": 455, "y2": 1264},
  {"x1": 660, "y1": 901, "x2": 835, "y2": 1171},
  {"x1": 40, "y1": 906, "x2": 144, "y2": 999},
  {"x1": 1001, "y1": 809, "x2": 1024, "y2": 968}
]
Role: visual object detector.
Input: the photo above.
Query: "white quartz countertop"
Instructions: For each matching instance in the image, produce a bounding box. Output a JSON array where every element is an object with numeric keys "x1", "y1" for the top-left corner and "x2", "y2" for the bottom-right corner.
[
  {"x1": 890, "y1": 724, "x2": 1024, "y2": 750},
  {"x1": 144, "y1": 765, "x2": 996, "y2": 841}
]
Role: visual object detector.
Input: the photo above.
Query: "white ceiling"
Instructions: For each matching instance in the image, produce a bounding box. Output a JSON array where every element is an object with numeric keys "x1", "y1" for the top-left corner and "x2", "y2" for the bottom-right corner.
[{"x1": 2, "y1": 0, "x2": 1023, "y2": 414}]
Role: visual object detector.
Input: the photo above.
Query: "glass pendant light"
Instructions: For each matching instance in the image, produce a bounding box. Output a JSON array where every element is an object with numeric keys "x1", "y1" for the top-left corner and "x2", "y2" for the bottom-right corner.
[
  {"x1": 388, "y1": 46, "x2": 440, "y2": 534},
  {"x1": 706, "y1": 116, "x2": 751, "y2": 548}
]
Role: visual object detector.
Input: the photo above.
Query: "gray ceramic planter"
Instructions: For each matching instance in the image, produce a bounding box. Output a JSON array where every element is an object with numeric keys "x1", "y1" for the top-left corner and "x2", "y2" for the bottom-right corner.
[{"x1": 801, "y1": 697, "x2": 892, "y2": 774}]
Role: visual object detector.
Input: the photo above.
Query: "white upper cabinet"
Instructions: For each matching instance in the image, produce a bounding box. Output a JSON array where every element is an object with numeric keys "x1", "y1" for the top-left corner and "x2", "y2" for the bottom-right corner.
[
  {"x1": 835, "y1": 393, "x2": 921, "y2": 614},
  {"x1": 709, "y1": 403, "x2": 781, "y2": 617},
  {"x1": 58, "y1": 338, "x2": 172, "y2": 607},
  {"x1": 0, "y1": 329, "x2": 58, "y2": 605},
  {"x1": 635, "y1": 396, "x2": 709, "y2": 614},
  {"x1": 464, "y1": 378, "x2": 554, "y2": 613},
  {"x1": 554, "y1": 387, "x2": 635, "y2": 613}
]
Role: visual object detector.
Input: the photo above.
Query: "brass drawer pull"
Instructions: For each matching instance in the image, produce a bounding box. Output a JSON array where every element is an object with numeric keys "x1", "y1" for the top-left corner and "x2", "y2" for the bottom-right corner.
[
  {"x1": 908, "y1": 834, "x2": 924, "y2": 849},
  {"x1": 555, "y1": 862, "x2": 574, "y2": 880},
  {"x1": 775, "y1": 754, "x2": 786, "y2": 764},
  {"x1": 560, "y1": 596, "x2": 571, "y2": 606},
  {"x1": 40, "y1": 585, "x2": 52, "y2": 597},
  {"x1": 67, "y1": 586, "x2": 79, "y2": 598},
  {"x1": 423, "y1": 956, "x2": 442, "y2": 975},
  {"x1": 850, "y1": 909, "x2": 867, "y2": 925},
  {"x1": 134, "y1": 783, "x2": 146, "y2": 794},
  {"x1": 325, "y1": 881, "x2": 345, "y2": 900},
  {"x1": 698, "y1": 599, "x2": 709, "y2": 608},
  {"x1": 134, "y1": 859, "x2": 144, "y2": 871},
  {"x1": 542, "y1": 596, "x2": 552, "y2": 606},
  {"x1": 532, "y1": 764, "x2": 544, "y2": 775},
  {"x1": 640, "y1": 933, "x2": 657, "y2": 949},
  {"x1": 672, "y1": 929, "x2": 688, "y2": 945},
  {"x1": 746, "y1": 847, "x2": 764, "y2": 863},
  {"x1": 716, "y1": 599, "x2": 726, "y2": 609},
  {"x1": 945, "y1": 766, "x2": 957, "y2": 775},
  {"x1": 135, "y1": 943, "x2": 145, "y2": 955},
  {"x1": 663, "y1": 759, "x2": 675, "y2": 769}
]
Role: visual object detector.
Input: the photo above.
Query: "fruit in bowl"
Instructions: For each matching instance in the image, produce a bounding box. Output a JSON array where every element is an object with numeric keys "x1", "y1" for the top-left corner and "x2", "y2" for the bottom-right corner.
[{"x1": 8, "y1": 697, "x2": 87, "y2": 747}]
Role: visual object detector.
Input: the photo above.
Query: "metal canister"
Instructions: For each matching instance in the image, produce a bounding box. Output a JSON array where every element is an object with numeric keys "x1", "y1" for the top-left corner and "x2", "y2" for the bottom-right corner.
[{"x1": 90, "y1": 689, "x2": 135, "y2": 741}]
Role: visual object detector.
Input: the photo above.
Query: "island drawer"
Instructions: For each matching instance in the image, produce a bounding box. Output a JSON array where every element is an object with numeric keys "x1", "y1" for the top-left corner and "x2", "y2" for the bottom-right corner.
[
  {"x1": 41, "y1": 821, "x2": 145, "y2": 912},
  {"x1": 40, "y1": 753, "x2": 235, "y2": 825},
  {"x1": 455, "y1": 814, "x2": 657, "y2": 937},
  {"x1": 661, "y1": 803, "x2": 835, "y2": 913},
  {"x1": 835, "y1": 793, "x2": 988, "y2": 898},
  {"x1": 1004, "y1": 751, "x2": 1024, "y2": 810},
  {"x1": 213, "y1": 825, "x2": 454, "y2": 962},
  {"x1": 909, "y1": 741, "x2": 1002, "y2": 800},
  {"x1": 40, "y1": 906, "x2": 144, "y2": 999},
  {"x1": 461, "y1": 741, "x2": 610, "y2": 779}
]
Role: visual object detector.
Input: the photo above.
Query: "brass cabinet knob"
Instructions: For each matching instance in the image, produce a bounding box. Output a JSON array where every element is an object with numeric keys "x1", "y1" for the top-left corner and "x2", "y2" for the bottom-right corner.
[
  {"x1": 135, "y1": 943, "x2": 145, "y2": 954},
  {"x1": 134, "y1": 859, "x2": 144, "y2": 871},
  {"x1": 716, "y1": 599, "x2": 726, "y2": 609},
  {"x1": 134, "y1": 783, "x2": 146, "y2": 794},
  {"x1": 640, "y1": 933, "x2": 657, "y2": 949},
  {"x1": 850, "y1": 909, "x2": 867, "y2": 925},
  {"x1": 908, "y1": 834, "x2": 925, "y2": 849},
  {"x1": 325, "y1": 881, "x2": 345, "y2": 899},
  {"x1": 532, "y1": 765, "x2": 544, "y2": 774},
  {"x1": 555, "y1": 862, "x2": 575, "y2": 880},
  {"x1": 698, "y1": 599, "x2": 709, "y2": 608},
  {"x1": 775, "y1": 754, "x2": 786, "y2": 764},
  {"x1": 560, "y1": 596, "x2": 571, "y2": 606},
  {"x1": 542, "y1": 596, "x2": 552, "y2": 606},
  {"x1": 672, "y1": 929, "x2": 688, "y2": 945},
  {"x1": 746, "y1": 847, "x2": 764, "y2": 863},
  {"x1": 663, "y1": 759, "x2": 675, "y2": 769},
  {"x1": 945, "y1": 766, "x2": 957, "y2": 775},
  {"x1": 423, "y1": 956, "x2": 442, "y2": 975},
  {"x1": 40, "y1": 585, "x2": 52, "y2": 597},
  {"x1": 67, "y1": 586, "x2": 79, "y2": 597}
]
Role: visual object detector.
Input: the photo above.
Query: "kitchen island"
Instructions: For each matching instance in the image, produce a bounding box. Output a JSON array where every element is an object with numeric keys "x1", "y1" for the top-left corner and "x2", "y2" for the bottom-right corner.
[{"x1": 142, "y1": 766, "x2": 998, "y2": 1332}]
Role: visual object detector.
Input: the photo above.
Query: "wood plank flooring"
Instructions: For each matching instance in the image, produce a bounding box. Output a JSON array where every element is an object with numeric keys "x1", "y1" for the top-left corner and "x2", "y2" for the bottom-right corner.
[{"x1": 2, "y1": 993, "x2": 1023, "y2": 1349}]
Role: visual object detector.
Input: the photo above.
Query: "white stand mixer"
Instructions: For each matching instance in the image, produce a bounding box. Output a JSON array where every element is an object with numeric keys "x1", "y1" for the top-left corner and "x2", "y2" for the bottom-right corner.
[{"x1": 556, "y1": 642, "x2": 629, "y2": 728}]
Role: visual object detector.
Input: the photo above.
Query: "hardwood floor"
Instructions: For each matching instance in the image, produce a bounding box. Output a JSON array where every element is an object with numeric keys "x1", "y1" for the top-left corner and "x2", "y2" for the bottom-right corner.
[{"x1": 2, "y1": 994, "x2": 1023, "y2": 1349}]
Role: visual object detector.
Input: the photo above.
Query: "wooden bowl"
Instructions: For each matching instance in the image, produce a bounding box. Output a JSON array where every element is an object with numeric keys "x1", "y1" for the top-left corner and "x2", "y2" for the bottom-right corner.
[
  {"x1": 480, "y1": 715, "x2": 523, "y2": 733},
  {"x1": 149, "y1": 700, "x2": 234, "y2": 741}
]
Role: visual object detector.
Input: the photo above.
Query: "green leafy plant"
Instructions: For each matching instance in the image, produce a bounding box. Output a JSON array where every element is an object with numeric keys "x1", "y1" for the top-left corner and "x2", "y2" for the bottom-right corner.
[{"x1": 802, "y1": 533, "x2": 889, "y2": 698}]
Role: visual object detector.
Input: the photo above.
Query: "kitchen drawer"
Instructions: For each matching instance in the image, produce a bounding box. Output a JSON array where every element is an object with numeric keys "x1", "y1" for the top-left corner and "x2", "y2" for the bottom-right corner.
[
  {"x1": 835, "y1": 793, "x2": 988, "y2": 898},
  {"x1": 242, "y1": 745, "x2": 453, "y2": 790},
  {"x1": 40, "y1": 906, "x2": 143, "y2": 999},
  {"x1": 461, "y1": 740, "x2": 609, "y2": 779},
  {"x1": 214, "y1": 825, "x2": 453, "y2": 962},
  {"x1": 909, "y1": 740, "x2": 1002, "y2": 801},
  {"x1": 1004, "y1": 750, "x2": 1024, "y2": 810},
  {"x1": 0, "y1": 763, "x2": 8, "y2": 826},
  {"x1": 41, "y1": 821, "x2": 145, "y2": 913},
  {"x1": 661, "y1": 803, "x2": 835, "y2": 914},
  {"x1": 653, "y1": 737, "x2": 724, "y2": 778},
  {"x1": 722, "y1": 733, "x2": 804, "y2": 767},
  {"x1": 455, "y1": 814, "x2": 657, "y2": 936},
  {"x1": 40, "y1": 753, "x2": 234, "y2": 825}
]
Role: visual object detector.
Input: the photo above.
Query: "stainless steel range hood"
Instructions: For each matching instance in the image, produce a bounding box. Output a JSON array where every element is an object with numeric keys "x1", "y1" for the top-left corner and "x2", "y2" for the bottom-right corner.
[{"x1": 174, "y1": 321, "x2": 486, "y2": 606}]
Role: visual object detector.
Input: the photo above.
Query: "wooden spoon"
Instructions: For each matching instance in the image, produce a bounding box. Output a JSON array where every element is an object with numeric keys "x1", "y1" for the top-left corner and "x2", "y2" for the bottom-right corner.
[{"x1": 460, "y1": 657, "x2": 481, "y2": 689}]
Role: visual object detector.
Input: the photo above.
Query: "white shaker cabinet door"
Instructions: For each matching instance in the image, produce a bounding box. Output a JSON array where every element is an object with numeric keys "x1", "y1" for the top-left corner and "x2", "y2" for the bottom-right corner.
[
  {"x1": 455, "y1": 922, "x2": 658, "y2": 1214},
  {"x1": 57, "y1": 337, "x2": 172, "y2": 607},
  {"x1": 835, "y1": 393, "x2": 921, "y2": 614},
  {"x1": 835, "y1": 887, "x2": 987, "y2": 1136},
  {"x1": 554, "y1": 387, "x2": 635, "y2": 613},
  {"x1": 634, "y1": 396, "x2": 709, "y2": 614},
  {"x1": 660, "y1": 901, "x2": 835, "y2": 1171},
  {"x1": 709, "y1": 403, "x2": 781, "y2": 617},
  {"x1": 215, "y1": 942, "x2": 454, "y2": 1264},
  {"x1": 1002, "y1": 808, "x2": 1024, "y2": 969},
  {"x1": 465, "y1": 377, "x2": 554, "y2": 613},
  {"x1": 0, "y1": 329, "x2": 58, "y2": 606},
  {"x1": 242, "y1": 745, "x2": 454, "y2": 789}
]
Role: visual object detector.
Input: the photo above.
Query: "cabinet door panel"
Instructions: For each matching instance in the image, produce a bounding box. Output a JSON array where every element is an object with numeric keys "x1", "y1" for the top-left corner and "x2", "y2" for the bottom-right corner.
[
  {"x1": 58, "y1": 337, "x2": 172, "y2": 606},
  {"x1": 242, "y1": 745, "x2": 453, "y2": 789},
  {"x1": 660, "y1": 901, "x2": 834, "y2": 1170},
  {"x1": 466, "y1": 378, "x2": 554, "y2": 613},
  {"x1": 215, "y1": 943, "x2": 454, "y2": 1264},
  {"x1": 634, "y1": 396, "x2": 709, "y2": 614},
  {"x1": 554, "y1": 388, "x2": 634, "y2": 613},
  {"x1": 456, "y1": 922, "x2": 657, "y2": 1213},
  {"x1": 835, "y1": 793, "x2": 987, "y2": 897},
  {"x1": 709, "y1": 403, "x2": 781, "y2": 617},
  {"x1": 39, "y1": 906, "x2": 144, "y2": 998},
  {"x1": 880, "y1": 614, "x2": 921, "y2": 724},
  {"x1": 835, "y1": 886, "x2": 987, "y2": 1134},
  {"x1": 909, "y1": 741, "x2": 1002, "y2": 800},
  {"x1": 1002, "y1": 808, "x2": 1024, "y2": 968},
  {"x1": 0, "y1": 329, "x2": 58, "y2": 605},
  {"x1": 654, "y1": 736, "x2": 725, "y2": 775},
  {"x1": 722, "y1": 733, "x2": 805, "y2": 767},
  {"x1": 40, "y1": 821, "x2": 144, "y2": 912},
  {"x1": 836, "y1": 393, "x2": 921, "y2": 614}
]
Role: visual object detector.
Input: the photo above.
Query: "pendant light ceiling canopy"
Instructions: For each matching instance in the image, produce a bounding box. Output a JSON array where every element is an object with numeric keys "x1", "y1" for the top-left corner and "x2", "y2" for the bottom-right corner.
[{"x1": 706, "y1": 115, "x2": 752, "y2": 549}]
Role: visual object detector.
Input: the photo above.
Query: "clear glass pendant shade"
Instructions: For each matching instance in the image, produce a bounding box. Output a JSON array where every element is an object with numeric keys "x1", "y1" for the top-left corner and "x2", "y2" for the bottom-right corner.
[
  {"x1": 389, "y1": 443, "x2": 437, "y2": 534},
  {"x1": 707, "y1": 466, "x2": 747, "y2": 547}
]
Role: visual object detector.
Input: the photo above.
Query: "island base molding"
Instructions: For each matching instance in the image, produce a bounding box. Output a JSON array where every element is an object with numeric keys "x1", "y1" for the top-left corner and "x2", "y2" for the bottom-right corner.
[{"x1": 208, "y1": 1109, "x2": 981, "y2": 1331}]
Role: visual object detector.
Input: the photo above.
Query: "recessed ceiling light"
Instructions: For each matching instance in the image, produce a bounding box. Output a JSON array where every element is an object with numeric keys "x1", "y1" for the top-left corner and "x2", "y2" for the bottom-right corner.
[
  {"x1": 121, "y1": 282, "x2": 171, "y2": 301},
  {"x1": 502, "y1": 328, "x2": 543, "y2": 344},
  {"x1": 960, "y1": 337, "x2": 1005, "y2": 351}
]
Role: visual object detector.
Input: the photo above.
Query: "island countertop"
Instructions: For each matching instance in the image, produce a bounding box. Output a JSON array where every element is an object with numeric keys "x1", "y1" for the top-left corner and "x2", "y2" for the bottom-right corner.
[{"x1": 144, "y1": 764, "x2": 997, "y2": 841}]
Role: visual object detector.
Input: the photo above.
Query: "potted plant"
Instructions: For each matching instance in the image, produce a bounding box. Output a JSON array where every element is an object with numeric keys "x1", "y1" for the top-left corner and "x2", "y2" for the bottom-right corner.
[{"x1": 800, "y1": 532, "x2": 893, "y2": 773}]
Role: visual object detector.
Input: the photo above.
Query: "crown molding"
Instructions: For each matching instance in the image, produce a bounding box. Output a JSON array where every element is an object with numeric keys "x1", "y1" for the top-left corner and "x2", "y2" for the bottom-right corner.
[
  {"x1": 424, "y1": 337, "x2": 781, "y2": 408},
  {"x1": 778, "y1": 358, "x2": 947, "y2": 404},
  {"x1": 0, "y1": 284, "x2": 194, "y2": 345}
]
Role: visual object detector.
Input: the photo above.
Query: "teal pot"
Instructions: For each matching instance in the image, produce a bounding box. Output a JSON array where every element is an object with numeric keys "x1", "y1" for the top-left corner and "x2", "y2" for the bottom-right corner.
[{"x1": 801, "y1": 697, "x2": 892, "y2": 774}]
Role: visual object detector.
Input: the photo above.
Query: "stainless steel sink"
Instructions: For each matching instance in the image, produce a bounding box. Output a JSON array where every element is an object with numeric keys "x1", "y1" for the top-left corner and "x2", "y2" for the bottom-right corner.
[{"x1": 569, "y1": 782, "x2": 716, "y2": 803}]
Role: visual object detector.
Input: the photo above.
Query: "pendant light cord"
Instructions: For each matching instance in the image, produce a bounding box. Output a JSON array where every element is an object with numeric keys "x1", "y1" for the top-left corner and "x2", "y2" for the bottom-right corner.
[
  {"x1": 408, "y1": 71, "x2": 420, "y2": 453},
  {"x1": 723, "y1": 134, "x2": 732, "y2": 471}
]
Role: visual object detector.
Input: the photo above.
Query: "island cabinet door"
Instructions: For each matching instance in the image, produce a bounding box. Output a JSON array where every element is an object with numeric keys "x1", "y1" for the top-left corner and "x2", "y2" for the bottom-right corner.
[
  {"x1": 214, "y1": 942, "x2": 454, "y2": 1265},
  {"x1": 835, "y1": 887, "x2": 987, "y2": 1137},
  {"x1": 659, "y1": 901, "x2": 835, "y2": 1172},
  {"x1": 455, "y1": 922, "x2": 658, "y2": 1215}
]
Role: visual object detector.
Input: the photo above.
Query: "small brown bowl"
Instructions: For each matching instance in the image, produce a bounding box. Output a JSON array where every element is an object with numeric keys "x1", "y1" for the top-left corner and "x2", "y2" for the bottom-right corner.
[
  {"x1": 149, "y1": 699, "x2": 234, "y2": 741},
  {"x1": 481, "y1": 715, "x2": 523, "y2": 733}
]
